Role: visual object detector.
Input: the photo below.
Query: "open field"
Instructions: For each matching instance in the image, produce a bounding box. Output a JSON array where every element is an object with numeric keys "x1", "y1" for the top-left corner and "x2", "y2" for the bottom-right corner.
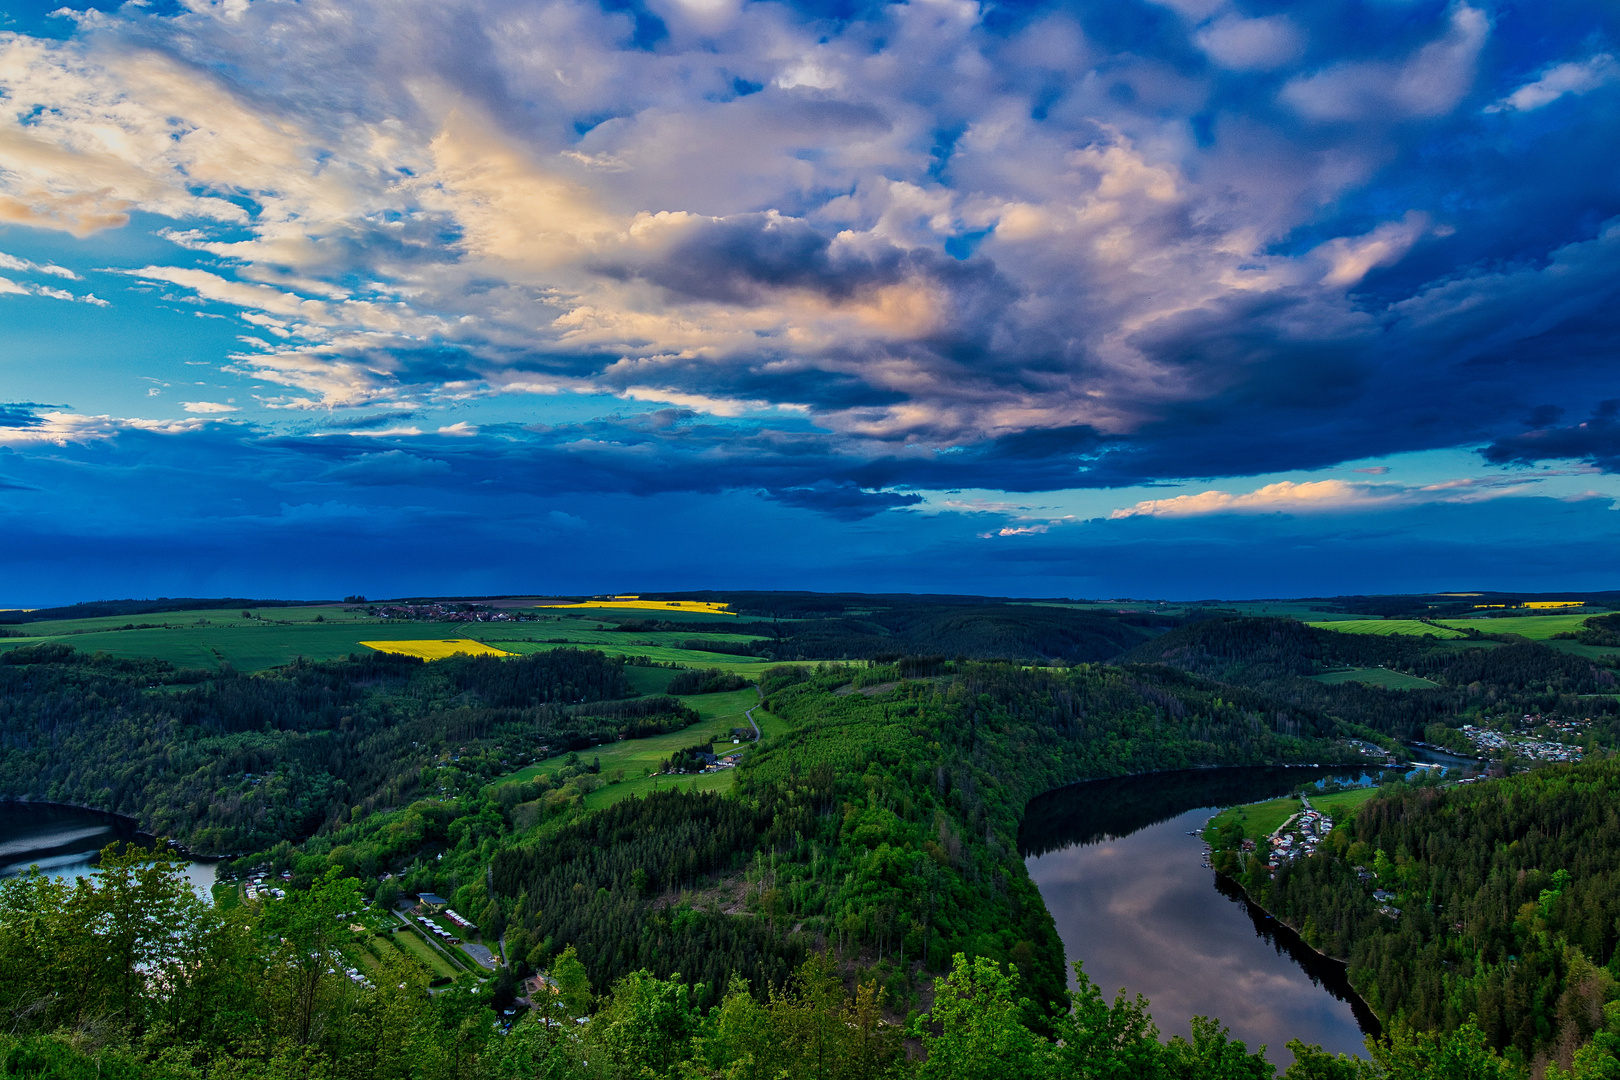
[
  {"x1": 388, "y1": 925, "x2": 462, "y2": 979},
  {"x1": 585, "y1": 769, "x2": 740, "y2": 810},
  {"x1": 1311, "y1": 667, "x2": 1441, "y2": 689},
  {"x1": 534, "y1": 597, "x2": 738, "y2": 616},
  {"x1": 360, "y1": 639, "x2": 513, "y2": 660},
  {"x1": 1204, "y1": 796, "x2": 1299, "y2": 843},
  {"x1": 500, "y1": 688, "x2": 783, "y2": 811},
  {"x1": 0, "y1": 609, "x2": 771, "y2": 672},
  {"x1": 1308, "y1": 620, "x2": 1469, "y2": 638},
  {"x1": 1543, "y1": 640, "x2": 1620, "y2": 661},
  {"x1": 1311, "y1": 786, "x2": 1381, "y2": 819},
  {"x1": 1433, "y1": 614, "x2": 1597, "y2": 639}
]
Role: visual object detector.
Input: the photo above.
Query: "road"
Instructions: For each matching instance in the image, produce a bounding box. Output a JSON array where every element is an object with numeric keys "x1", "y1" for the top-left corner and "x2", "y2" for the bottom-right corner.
[{"x1": 745, "y1": 688, "x2": 763, "y2": 741}]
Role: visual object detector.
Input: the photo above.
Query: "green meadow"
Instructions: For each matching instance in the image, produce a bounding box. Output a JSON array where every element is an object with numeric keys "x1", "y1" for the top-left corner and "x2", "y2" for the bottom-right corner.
[
  {"x1": 1308, "y1": 619, "x2": 1468, "y2": 638},
  {"x1": 1311, "y1": 786, "x2": 1381, "y2": 819},
  {"x1": 1204, "y1": 796, "x2": 1300, "y2": 844},
  {"x1": 1311, "y1": 667, "x2": 1441, "y2": 689},
  {"x1": 0, "y1": 604, "x2": 772, "y2": 673},
  {"x1": 499, "y1": 687, "x2": 784, "y2": 811},
  {"x1": 1432, "y1": 613, "x2": 1598, "y2": 639}
]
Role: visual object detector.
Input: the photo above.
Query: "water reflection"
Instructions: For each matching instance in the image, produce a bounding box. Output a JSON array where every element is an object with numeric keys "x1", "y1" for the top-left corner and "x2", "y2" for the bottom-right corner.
[
  {"x1": 1022, "y1": 768, "x2": 1377, "y2": 1067},
  {"x1": 0, "y1": 802, "x2": 216, "y2": 897}
]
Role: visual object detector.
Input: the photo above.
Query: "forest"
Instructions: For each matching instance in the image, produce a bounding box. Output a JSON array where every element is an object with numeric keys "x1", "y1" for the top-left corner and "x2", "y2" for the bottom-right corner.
[
  {"x1": 0, "y1": 645, "x2": 684, "y2": 852},
  {"x1": 1206, "y1": 760, "x2": 1620, "y2": 1075},
  {"x1": 1123, "y1": 618, "x2": 1620, "y2": 743},
  {"x1": 0, "y1": 843, "x2": 1533, "y2": 1080}
]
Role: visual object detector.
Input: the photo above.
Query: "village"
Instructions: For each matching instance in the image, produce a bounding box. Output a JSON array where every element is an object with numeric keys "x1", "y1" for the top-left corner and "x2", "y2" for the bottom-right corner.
[{"x1": 1458, "y1": 715, "x2": 1587, "y2": 763}]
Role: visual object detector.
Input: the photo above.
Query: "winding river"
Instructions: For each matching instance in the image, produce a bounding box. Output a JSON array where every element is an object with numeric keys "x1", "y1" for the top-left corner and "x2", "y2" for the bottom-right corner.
[
  {"x1": 1021, "y1": 768, "x2": 1380, "y2": 1067},
  {"x1": 0, "y1": 802, "x2": 217, "y2": 896}
]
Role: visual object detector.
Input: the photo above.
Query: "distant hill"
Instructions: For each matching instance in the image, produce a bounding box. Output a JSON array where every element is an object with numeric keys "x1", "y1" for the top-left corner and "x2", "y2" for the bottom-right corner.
[{"x1": 0, "y1": 597, "x2": 327, "y2": 624}]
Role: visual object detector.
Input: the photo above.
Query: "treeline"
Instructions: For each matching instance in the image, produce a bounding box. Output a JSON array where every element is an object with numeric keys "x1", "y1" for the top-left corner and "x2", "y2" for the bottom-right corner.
[
  {"x1": 747, "y1": 605, "x2": 1157, "y2": 664},
  {"x1": 1123, "y1": 619, "x2": 1620, "y2": 741},
  {"x1": 0, "y1": 848, "x2": 1534, "y2": 1080},
  {"x1": 1213, "y1": 760, "x2": 1620, "y2": 1073},
  {"x1": 666, "y1": 668, "x2": 752, "y2": 694},
  {"x1": 0, "y1": 646, "x2": 642, "y2": 852},
  {"x1": 472, "y1": 661, "x2": 1354, "y2": 1014}
]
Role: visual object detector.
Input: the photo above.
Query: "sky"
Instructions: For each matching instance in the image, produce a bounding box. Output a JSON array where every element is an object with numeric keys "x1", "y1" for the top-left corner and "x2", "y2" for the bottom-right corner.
[{"x1": 1, "y1": 0, "x2": 1618, "y2": 604}]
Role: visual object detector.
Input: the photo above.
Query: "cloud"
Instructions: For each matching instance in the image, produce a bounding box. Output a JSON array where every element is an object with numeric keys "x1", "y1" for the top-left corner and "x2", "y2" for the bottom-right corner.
[
  {"x1": 1107, "y1": 473, "x2": 1565, "y2": 519},
  {"x1": 181, "y1": 401, "x2": 240, "y2": 414},
  {"x1": 1282, "y1": 5, "x2": 1488, "y2": 121},
  {"x1": 1109, "y1": 479, "x2": 1394, "y2": 518},
  {"x1": 0, "y1": 0, "x2": 1612, "y2": 509},
  {"x1": 1484, "y1": 401, "x2": 1620, "y2": 472},
  {"x1": 1195, "y1": 15, "x2": 1304, "y2": 72},
  {"x1": 1486, "y1": 54, "x2": 1618, "y2": 114}
]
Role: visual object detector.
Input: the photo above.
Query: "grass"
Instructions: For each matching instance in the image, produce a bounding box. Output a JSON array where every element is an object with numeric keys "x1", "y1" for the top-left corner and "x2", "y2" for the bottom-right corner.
[
  {"x1": 1545, "y1": 640, "x2": 1620, "y2": 661},
  {"x1": 1205, "y1": 796, "x2": 1300, "y2": 843},
  {"x1": 1311, "y1": 667, "x2": 1441, "y2": 689},
  {"x1": 1311, "y1": 787, "x2": 1380, "y2": 819},
  {"x1": 1432, "y1": 614, "x2": 1599, "y2": 640},
  {"x1": 500, "y1": 688, "x2": 783, "y2": 812},
  {"x1": 0, "y1": 612, "x2": 772, "y2": 673},
  {"x1": 390, "y1": 923, "x2": 464, "y2": 979},
  {"x1": 360, "y1": 639, "x2": 513, "y2": 660},
  {"x1": 1308, "y1": 620, "x2": 1469, "y2": 639},
  {"x1": 586, "y1": 770, "x2": 740, "y2": 810}
]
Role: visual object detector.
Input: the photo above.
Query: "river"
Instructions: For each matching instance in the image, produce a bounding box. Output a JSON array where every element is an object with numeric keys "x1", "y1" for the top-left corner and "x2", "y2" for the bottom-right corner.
[
  {"x1": 0, "y1": 801, "x2": 217, "y2": 897},
  {"x1": 1021, "y1": 767, "x2": 1381, "y2": 1068}
]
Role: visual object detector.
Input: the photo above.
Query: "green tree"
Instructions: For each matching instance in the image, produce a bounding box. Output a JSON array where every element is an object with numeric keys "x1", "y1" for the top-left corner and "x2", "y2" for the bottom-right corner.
[
  {"x1": 915, "y1": 954, "x2": 1050, "y2": 1080},
  {"x1": 1050, "y1": 962, "x2": 1163, "y2": 1079},
  {"x1": 258, "y1": 867, "x2": 366, "y2": 1046},
  {"x1": 588, "y1": 969, "x2": 703, "y2": 1079}
]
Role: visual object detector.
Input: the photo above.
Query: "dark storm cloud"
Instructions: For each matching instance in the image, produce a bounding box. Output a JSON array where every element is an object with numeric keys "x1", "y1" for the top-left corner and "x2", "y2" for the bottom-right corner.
[{"x1": 1485, "y1": 401, "x2": 1620, "y2": 472}]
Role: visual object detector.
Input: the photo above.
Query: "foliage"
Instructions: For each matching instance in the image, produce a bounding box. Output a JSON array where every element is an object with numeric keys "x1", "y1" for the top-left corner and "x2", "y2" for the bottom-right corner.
[
  {"x1": 666, "y1": 668, "x2": 752, "y2": 695},
  {"x1": 1210, "y1": 760, "x2": 1620, "y2": 1071},
  {"x1": 0, "y1": 647, "x2": 632, "y2": 853}
]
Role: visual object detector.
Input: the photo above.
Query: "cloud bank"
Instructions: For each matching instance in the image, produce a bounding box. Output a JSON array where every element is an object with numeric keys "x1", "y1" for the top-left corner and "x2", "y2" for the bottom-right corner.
[{"x1": 0, "y1": 0, "x2": 1618, "y2": 598}]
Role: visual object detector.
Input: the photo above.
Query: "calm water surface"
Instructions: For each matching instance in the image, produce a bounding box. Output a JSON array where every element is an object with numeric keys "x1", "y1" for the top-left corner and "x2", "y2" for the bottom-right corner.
[
  {"x1": 1022, "y1": 768, "x2": 1379, "y2": 1067},
  {"x1": 0, "y1": 802, "x2": 216, "y2": 896}
]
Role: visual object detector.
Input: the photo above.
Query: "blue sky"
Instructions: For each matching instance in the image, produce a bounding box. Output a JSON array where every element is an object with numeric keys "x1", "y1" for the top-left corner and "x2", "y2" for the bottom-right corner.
[{"x1": 1, "y1": 0, "x2": 1618, "y2": 604}]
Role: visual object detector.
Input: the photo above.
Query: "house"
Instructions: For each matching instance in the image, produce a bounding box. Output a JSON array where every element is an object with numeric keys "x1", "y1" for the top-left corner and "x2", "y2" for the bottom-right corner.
[
  {"x1": 1372, "y1": 889, "x2": 1395, "y2": 902},
  {"x1": 416, "y1": 892, "x2": 449, "y2": 912}
]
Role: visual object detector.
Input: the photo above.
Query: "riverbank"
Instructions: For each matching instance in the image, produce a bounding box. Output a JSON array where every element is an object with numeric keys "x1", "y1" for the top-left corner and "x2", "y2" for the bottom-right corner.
[
  {"x1": 1022, "y1": 766, "x2": 1381, "y2": 1063},
  {"x1": 0, "y1": 796, "x2": 230, "y2": 860}
]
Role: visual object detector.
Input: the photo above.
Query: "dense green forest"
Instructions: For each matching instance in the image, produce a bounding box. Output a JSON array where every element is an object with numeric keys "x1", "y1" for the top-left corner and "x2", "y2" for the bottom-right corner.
[
  {"x1": 1124, "y1": 618, "x2": 1620, "y2": 744},
  {"x1": 0, "y1": 845, "x2": 1532, "y2": 1080},
  {"x1": 1206, "y1": 760, "x2": 1620, "y2": 1075},
  {"x1": 0, "y1": 645, "x2": 690, "y2": 853},
  {"x1": 263, "y1": 658, "x2": 1354, "y2": 1019}
]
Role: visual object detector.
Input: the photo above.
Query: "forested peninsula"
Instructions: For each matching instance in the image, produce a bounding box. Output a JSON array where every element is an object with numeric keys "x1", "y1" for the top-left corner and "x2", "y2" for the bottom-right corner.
[{"x1": 4, "y1": 595, "x2": 1620, "y2": 1078}]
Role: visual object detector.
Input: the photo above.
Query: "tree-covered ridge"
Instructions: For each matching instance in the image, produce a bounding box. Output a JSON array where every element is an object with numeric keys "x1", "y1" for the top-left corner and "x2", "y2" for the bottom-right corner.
[
  {"x1": 1122, "y1": 618, "x2": 1620, "y2": 743},
  {"x1": 0, "y1": 646, "x2": 656, "y2": 853},
  {"x1": 0, "y1": 847, "x2": 1534, "y2": 1080},
  {"x1": 1209, "y1": 761, "x2": 1620, "y2": 1073},
  {"x1": 489, "y1": 661, "x2": 1350, "y2": 1014}
]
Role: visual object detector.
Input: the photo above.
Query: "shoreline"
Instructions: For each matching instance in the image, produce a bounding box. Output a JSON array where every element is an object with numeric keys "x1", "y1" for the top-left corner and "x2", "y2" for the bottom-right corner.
[
  {"x1": 1212, "y1": 865, "x2": 1384, "y2": 1040},
  {"x1": 0, "y1": 796, "x2": 227, "y2": 861}
]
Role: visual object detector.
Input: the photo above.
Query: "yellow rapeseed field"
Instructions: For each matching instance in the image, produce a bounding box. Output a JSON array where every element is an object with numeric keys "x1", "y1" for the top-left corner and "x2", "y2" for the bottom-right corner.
[
  {"x1": 359, "y1": 639, "x2": 513, "y2": 660},
  {"x1": 538, "y1": 595, "x2": 735, "y2": 615}
]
